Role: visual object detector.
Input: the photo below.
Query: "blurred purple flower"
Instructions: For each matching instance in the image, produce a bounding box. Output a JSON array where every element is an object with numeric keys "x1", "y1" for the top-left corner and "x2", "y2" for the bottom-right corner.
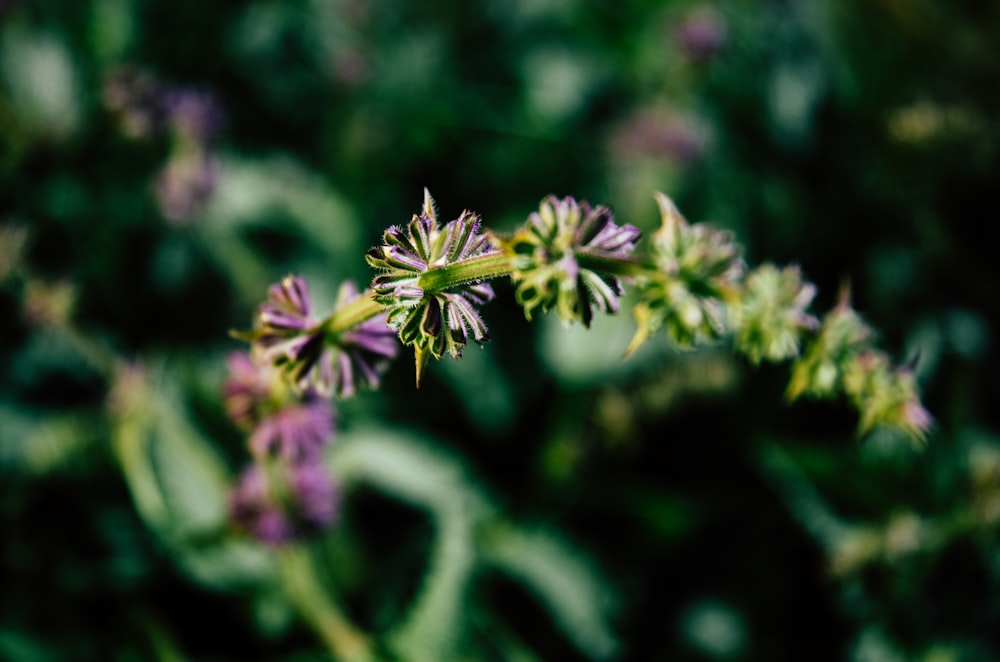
[
  {"x1": 674, "y1": 6, "x2": 727, "y2": 62},
  {"x1": 609, "y1": 107, "x2": 709, "y2": 164},
  {"x1": 222, "y1": 351, "x2": 274, "y2": 429},
  {"x1": 162, "y1": 88, "x2": 223, "y2": 143},
  {"x1": 331, "y1": 281, "x2": 400, "y2": 397},
  {"x1": 155, "y1": 150, "x2": 218, "y2": 223},
  {"x1": 249, "y1": 394, "x2": 335, "y2": 463},
  {"x1": 495, "y1": 195, "x2": 641, "y2": 327},
  {"x1": 247, "y1": 275, "x2": 330, "y2": 394},
  {"x1": 229, "y1": 462, "x2": 339, "y2": 546}
]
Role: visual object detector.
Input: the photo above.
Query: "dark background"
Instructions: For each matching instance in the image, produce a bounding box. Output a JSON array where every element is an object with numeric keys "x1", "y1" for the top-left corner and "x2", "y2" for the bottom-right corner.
[{"x1": 2, "y1": 1, "x2": 999, "y2": 660}]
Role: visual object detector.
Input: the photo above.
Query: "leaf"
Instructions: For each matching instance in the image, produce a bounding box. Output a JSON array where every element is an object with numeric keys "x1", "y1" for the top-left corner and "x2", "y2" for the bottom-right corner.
[
  {"x1": 331, "y1": 428, "x2": 489, "y2": 661},
  {"x1": 482, "y1": 525, "x2": 620, "y2": 660}
]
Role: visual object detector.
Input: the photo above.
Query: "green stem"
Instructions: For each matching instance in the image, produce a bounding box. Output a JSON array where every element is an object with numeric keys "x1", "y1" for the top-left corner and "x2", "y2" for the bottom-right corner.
[
  {"x1": 417, "y1": 251, "x2": 513, "y2": 291},
  {"x1": 323, "y1": 291, "x2": 386, "y2": 336},
  {"x1": 277, "y1": 546, "x2": 374, "y2": 662},
  {"x1": 576, "y1": 251, "x2": 656, "y2": 279}
]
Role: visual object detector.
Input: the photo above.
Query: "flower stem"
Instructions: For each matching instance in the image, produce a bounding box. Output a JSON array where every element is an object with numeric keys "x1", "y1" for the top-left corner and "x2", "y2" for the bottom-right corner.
[
  {"x1": 323, "y1": 290, "x2": 386, "y2": 336},
  {"x1": 417, "y1": 251, "x2": 513, "y2": 291},
  {"x1": 278, "y1": 545, "x2": 374, "y2": 662},
  {"x1": 576, "y1": 251, "x2": 655, "y2": 279}
]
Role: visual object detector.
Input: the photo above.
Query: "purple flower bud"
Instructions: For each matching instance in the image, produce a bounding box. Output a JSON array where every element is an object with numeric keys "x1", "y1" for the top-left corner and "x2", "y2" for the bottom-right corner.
[
  {"x1": 161, "y1": 89, "x2": 223, "y2": 143},
  {"x1": 609, "y1": 107, "x2": 709, "y2": 164},
  {"x1": 674, "y1": 6, "x2": 727, "y2": 62},
  {"x1": 366, "y1": 190, "x2": 497, "y2": 384},
  {"x1": 328, "y1": 281, "x2": 400, "y2": 398},
  {"x1": 223, "y1": 351, "x2": 274, "y2": 428},
  {"x1": 155, "y1": 150, "x2": 218, "y2": 224},
  {"x1": 229, "y1": 462, "x2": 339, "y2": 546},
  {"x1": 498, "y1": 195, "x2": 641, "y2": 327},
  {"x1": 248, "y1": 394, "x2": 335, "y2": 463}
]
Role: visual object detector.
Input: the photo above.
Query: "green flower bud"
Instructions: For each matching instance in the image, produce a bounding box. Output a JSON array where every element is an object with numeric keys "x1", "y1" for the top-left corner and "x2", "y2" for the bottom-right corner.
[{"x1": 627, "y1": 192, "x2": 743, "y2": 354}]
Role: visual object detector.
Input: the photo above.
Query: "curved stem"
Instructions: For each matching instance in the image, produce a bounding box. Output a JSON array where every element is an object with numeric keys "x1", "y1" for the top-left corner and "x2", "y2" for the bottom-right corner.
[{"x1": 277, "y1": 546, "x2": 374, "y2": 662}]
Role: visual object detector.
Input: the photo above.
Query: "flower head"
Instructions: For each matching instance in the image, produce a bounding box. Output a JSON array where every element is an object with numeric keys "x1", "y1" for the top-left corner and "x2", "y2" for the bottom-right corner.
[
  {"x1": 161, "y1": 88, "x2": 223, "y2": 144},
  {"x1": 248, "y1": 394, "x2": 335, "y2": 463},
  {"x1": 627, "y1": 193, "x2": 744, "y2": 354},
  {"x1": 155, "y1": 150, "x2": 218, "y2": 223},
  {"x1": 327, "y1": 281, "x2": 400, "y2": 397},
  {"x1": 494, "y1": 195, "x2": 641, "y2": 327},
  {"x1": 674, "y1": 6, "x2": 727, "y2": 62},
  {"x1": 366, "y1": 189, "x2": 496, "y2": 384},
  {"x1": 732, "y1": 263, "x2": 819, "y2": 364},
  {"x1": 239, "y1": 276, "x2": 399, "y2": 397},
  {"x1": 243, "y1": 275, "x2": 332, "y2": 393},
  {"x1": 786, "y1": 289, "x2": 875, "y2": 401},
  {"x1": 842, "y1": 350, "x2": 932, "y2": 442},
  {"x1": 223, "y1": 351, "x2": 336, "y2": 462},
  {"x1": 229, "y1": 462, "x2": 338, "y2": 546}
]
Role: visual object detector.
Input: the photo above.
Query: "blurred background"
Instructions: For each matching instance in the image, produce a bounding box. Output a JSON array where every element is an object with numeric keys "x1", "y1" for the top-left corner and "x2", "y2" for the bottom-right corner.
[{"x1": 2, "y1": 0, "x2": 1000, "y2": 660}]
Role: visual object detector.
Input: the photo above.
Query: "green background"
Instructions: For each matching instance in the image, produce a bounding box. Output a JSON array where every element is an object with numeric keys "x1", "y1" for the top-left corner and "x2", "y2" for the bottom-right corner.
[{"x1": 1, "y1": 1, "x2": 999, "y2": 660}]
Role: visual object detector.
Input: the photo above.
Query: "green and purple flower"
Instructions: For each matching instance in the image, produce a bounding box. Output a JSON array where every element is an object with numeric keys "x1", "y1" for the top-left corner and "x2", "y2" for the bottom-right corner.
[
  {"x1": 493, "y1": 195, "x2": 642, "y2": 327},
  {"x1": 627, "y1": 192, "x2": 744, "y2": 354},
  {"x1": 366, "y1": 189, "x2": 498, "y2": 384},
  {"x1": 241, "y1": 275, "x2": 399, "y2": 397},
  {"x1": 732, "y1": 263, "x2": 819, "y2": 364},
  {"x1": 229, "y1": 462, "x2": 339, "y2": 546}
]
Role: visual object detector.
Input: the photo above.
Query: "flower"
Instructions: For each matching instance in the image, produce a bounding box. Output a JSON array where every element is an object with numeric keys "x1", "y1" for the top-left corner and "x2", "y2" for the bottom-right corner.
[
  {"x1": 229, "y1": 462, "x2": 338, "y2": 546},
  {"x1": 366, "y1": 189, "x2": 496, "y2": 384},
  {"x1": 161, "y1": 88, "x2": 223, "y2": 143},
  {"x1": 732, "y1": 263, "x2": 819, "y2": 364},
  {"x1": 155, "y1": 150, "x2": 218, "y2": 223},
  {"x1": 627, "y1": 192, "x2": 744, "y2": 354},
  {"x1": 494, "y1": 195, "x2": 641, "y2": 327},
  {"x1": 223, "y1": 351, "x2": 336, "y2": 462},
  {"x1": 222, "y1": 351, "x2": 274, "y2": 429},
  {"x1": 240, "y1": 276, "x2": 399, "y2": 397},
  {"x1": 103, "y1": 68, "x2": 169, "y2": 139},
  {"x1": 248, "y1": 394, "x2": 335, "y2": 463},
  {"x1": 329, "y1": 281, "x2": 400, "y2": 397},
  {"x1": 786, "y1": 289, "x2": 875, "y2": 401},
  {"x1": 674, "y1": 6, "x2": 727, "y2": 62},
  {"x1": 842, "y1": 350, "x2": 932, "y2": 442},
  {"x1": 244, "y1": 275, "x2": 333, "y2": 394}
]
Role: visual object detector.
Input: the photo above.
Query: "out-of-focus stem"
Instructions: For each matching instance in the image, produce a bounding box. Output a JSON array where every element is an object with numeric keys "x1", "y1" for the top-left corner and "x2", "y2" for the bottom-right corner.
[
  {"x1": 277, "y1": 546, "x2": 374, "y2": 662},
  {"x1": 323, "y1": 290, "x2": 385, "y2": 336}
]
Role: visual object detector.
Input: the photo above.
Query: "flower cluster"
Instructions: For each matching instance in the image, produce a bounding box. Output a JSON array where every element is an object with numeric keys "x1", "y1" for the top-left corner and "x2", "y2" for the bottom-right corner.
[
  {"x1": 232, "y1": 187, "x2": 932, "y2": 505},
  {"x1": 240, "y1": 275, "x2": 398, "y2": 398},
  {"x1": 229, "y1": 460, "x2": 338, "y2": 546},
  {"x1": 786, "y1": 292, "x2": 875, "y2": 400},
  {"x1": 732, "y1": 264, "x2": 818, "y2": 364},
  {"x1": 785, "y1": 290, "x2": 931, "y2": 440},
  {"x1": 627, "y1": 192, "x2": 744, "y2": 354},
  {"x1": 224, "y1": 352, "x2": 338, "y2": 545},
  {"x1": 366, "y1": 189, "x2": 497, "y2": 384},
  {"x1": 493, "y1": 195, "x2": 641, "y2": 327}
]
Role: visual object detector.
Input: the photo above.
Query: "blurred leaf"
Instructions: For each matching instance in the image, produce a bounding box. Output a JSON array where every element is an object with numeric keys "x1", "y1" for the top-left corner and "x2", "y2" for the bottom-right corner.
[
  {"x1": 332, "y1": 427, "x2": 487, "y2": 660},
  {"x1": 111, "y1": 363, "x2": 230, "y2": 540},
  {"x1": 0, "y1": 27, "x2": 82, "y2": 141},
  {"x1": 0, "y1": 402, "x2": 102, "y2": 475},
  {"x1": 482, "y1": 524, "x2": 620, "y2": 660},
  {"x1": 0, "y1": 629, "x2": 58, "y2": 662}
]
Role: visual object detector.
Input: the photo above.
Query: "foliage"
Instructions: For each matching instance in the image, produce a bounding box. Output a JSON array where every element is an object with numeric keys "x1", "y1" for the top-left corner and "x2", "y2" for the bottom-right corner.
[{"x1": 2, "y1": 1, "x2": 1000, "y2": 660}]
